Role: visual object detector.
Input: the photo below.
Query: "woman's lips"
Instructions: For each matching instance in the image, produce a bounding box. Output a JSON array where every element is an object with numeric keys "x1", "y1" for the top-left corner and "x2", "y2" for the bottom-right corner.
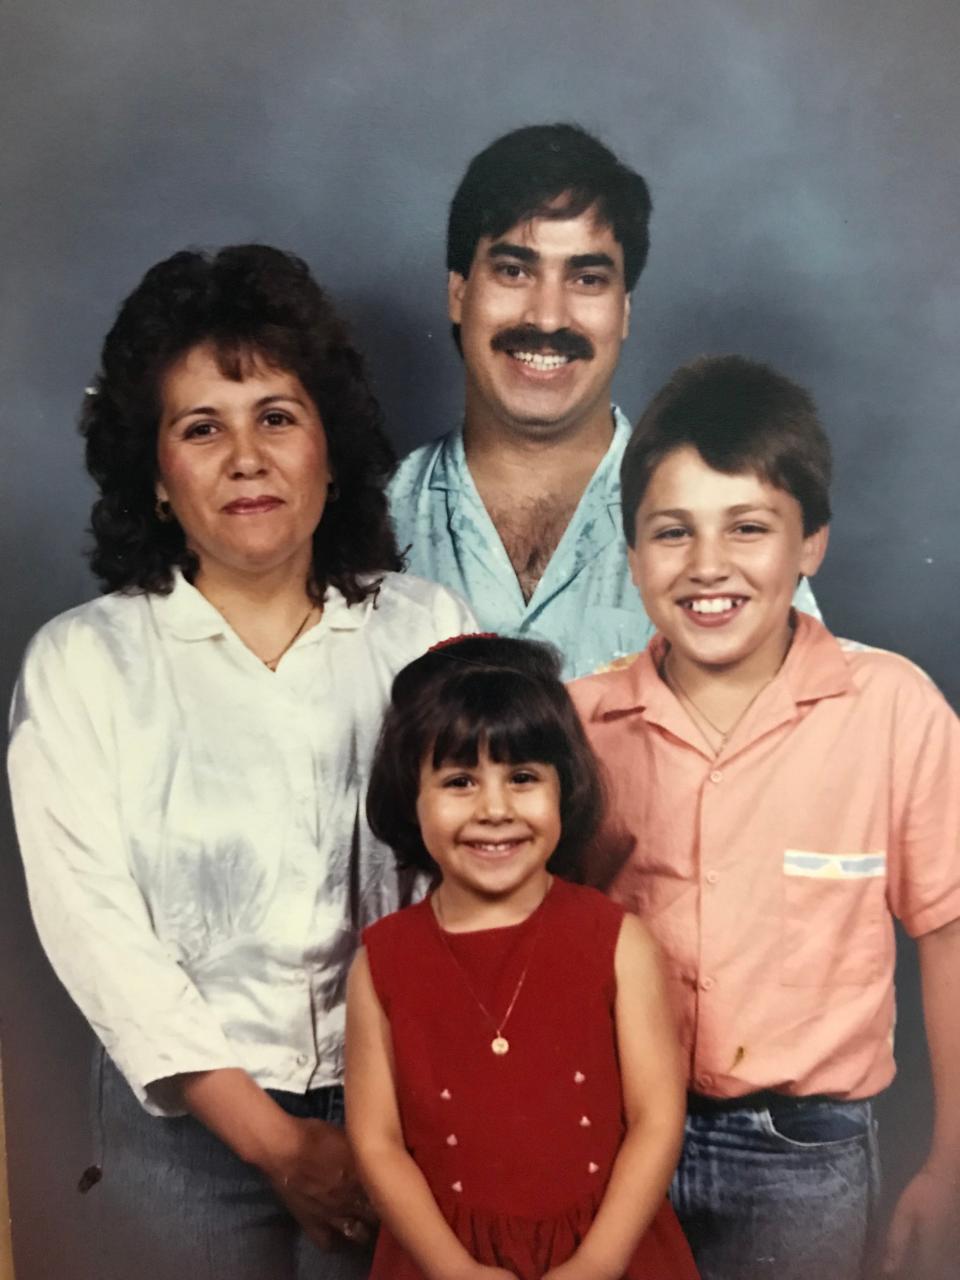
[{"x1": 222, "y1": 497, "x2": 284, "y2": 514}]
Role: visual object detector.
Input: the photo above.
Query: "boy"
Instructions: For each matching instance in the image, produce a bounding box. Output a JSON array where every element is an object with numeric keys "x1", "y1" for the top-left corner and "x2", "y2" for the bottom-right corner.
[{"x1": 568, "y1": 355, "x2": 960, "y2": 1280}]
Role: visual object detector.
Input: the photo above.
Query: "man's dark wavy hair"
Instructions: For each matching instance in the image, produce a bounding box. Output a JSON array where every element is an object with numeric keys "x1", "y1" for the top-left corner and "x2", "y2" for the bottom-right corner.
[
  {"x1": 446, "y1": 123, "x2": 652, "y2": 351},
  {"x1": 81, "y1": 243, "x2": 401, "y2": 603},
  {"x1": 366, "y1": 635, "x2": 606, "y2": 882}
]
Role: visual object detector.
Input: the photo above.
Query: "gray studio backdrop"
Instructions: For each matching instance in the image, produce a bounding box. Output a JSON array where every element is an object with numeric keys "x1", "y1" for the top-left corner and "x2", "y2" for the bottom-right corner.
[{"x1": 2, "y1": 0, "x2": 958, "y2": 1274}]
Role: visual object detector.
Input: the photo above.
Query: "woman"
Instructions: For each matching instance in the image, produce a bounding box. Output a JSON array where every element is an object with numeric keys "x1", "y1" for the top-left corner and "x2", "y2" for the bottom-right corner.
[{"x1": 7, "y1": 244, "x2": 474, "y2": 1279}]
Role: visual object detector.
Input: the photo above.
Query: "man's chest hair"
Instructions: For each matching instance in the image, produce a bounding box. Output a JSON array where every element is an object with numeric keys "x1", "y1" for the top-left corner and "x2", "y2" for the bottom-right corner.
[{"x1": 486, "y1": 491, "x2": 580, "y2": 601}]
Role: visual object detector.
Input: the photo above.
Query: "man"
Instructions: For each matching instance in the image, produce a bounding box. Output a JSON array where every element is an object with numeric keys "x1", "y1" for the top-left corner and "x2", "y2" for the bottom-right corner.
[{"x1": 389, "y1": 122, "x2": 820, "y2": 677}]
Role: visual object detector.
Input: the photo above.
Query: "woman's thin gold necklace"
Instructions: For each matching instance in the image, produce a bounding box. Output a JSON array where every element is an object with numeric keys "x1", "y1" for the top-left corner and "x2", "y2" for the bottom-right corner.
[
  {"x1": 432, "y1": 881, "x2": 550, "y2": 1057},
  {"x1": 263, "y1": 606, "x2": 316, "y2": 671}
]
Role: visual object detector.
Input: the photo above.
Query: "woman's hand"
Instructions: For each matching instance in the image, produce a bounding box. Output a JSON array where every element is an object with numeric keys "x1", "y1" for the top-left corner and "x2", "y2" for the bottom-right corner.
[
  {"x1": 265, "y1": 1116, "x2": 377, "y2": 1250},
  {"x1": 173, "y1": 1068, "x2": 376, "y2": 1250}
]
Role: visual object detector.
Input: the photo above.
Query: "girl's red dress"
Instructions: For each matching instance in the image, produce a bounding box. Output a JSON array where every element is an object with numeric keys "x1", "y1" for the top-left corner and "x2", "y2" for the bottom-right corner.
[{"x1": 362, "y1": 877, "x2": 698, "y2": 1280}]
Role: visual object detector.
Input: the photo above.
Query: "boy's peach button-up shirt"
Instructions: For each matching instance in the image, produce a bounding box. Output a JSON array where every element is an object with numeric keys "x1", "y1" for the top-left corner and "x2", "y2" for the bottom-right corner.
[{"x1": 569, "y1": 613, "x2": 960, "y2": 1100}]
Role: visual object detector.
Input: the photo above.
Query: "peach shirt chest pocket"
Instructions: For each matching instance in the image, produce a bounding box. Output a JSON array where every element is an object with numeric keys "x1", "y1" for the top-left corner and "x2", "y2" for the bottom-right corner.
[{"x1": 780, "y1": 850, "x2": 889, "y2": 987}]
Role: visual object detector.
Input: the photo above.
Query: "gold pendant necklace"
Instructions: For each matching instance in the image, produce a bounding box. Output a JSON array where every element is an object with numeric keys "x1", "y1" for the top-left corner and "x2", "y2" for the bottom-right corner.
[
  {"x1": 263, "y1": 606, "x2": 316, "y2": 671},
  {"x1": 432, "y1": 882, "x2": 550, "y2": 1056},
  {"x1": 663, "y1": 649, "x2": 785, "y2": 756}
]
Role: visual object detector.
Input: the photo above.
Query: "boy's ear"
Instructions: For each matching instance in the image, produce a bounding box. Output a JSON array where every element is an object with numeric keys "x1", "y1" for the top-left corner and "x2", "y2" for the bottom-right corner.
[
  {"x1": 799, "y1": 524, "x2": 830, "y2": 579},
  {"x1": 626, "y1": 540, "x2": 642, "y2": 591}
]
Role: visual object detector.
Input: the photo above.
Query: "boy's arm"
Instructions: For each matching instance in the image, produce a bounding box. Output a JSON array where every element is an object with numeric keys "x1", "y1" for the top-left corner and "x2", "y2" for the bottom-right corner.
[
  {"x1": 344, "y1": 950, "x2": 517, "y2": 1280},
  {"x1": 883, "y1": 914, "x2": 960, "y2": 1279},
  {"x1": 544, "y1": 915, "x2": 686, "y2": 1280}
]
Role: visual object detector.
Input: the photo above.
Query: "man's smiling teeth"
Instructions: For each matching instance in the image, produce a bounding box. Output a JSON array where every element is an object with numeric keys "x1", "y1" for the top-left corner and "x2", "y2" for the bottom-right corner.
[
  {"x1": 684, "y1": 597, "x2": 743, "y2": 614},
  {"x1": 510, "y1": 351, "x2": 571, "y2": 370}
]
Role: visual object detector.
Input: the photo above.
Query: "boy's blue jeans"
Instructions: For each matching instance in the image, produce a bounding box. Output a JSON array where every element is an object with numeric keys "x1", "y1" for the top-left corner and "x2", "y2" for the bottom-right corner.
[{"x1": 670, "y1": 1094, "x2": 880, "y2": 1280}]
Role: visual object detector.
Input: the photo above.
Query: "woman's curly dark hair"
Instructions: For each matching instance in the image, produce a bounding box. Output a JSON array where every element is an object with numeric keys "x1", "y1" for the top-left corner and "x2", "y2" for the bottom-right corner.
[{"x1": 81, "y1": 243, "x2": 401, "y2": 603}]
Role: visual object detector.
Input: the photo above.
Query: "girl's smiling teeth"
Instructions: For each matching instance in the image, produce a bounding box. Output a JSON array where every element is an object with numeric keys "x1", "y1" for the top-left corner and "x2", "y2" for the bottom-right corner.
[{"x1": 463, "y1": 836, "x2": 527, "y2": 858}]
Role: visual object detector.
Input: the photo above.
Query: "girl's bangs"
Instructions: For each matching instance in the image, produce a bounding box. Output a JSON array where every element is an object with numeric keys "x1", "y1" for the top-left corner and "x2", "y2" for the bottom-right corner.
[{"x1": 429, "y1": 670, "x2": 566, "y2": 769}]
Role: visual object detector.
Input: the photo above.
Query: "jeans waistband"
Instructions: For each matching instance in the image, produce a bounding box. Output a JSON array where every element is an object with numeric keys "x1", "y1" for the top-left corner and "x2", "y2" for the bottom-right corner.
[{"x1": 686, "y1": 1090, "x2": 872, "y2": 1115}]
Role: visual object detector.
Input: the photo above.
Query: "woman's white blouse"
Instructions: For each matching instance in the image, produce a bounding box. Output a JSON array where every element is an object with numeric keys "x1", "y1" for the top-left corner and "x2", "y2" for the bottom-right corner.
[{"x1": 8, "y1": 571, "x2": 474, "y2": 1114}]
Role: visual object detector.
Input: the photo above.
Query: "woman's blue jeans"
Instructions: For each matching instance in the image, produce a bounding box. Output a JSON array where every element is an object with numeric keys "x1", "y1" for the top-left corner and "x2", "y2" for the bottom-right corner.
[
  {"x1": 671, "y1": 1095, "x2": 880, "y2": 1280},
  {"x1": 85, "y1": 1048, "x2": 372, "y2": 1280}
]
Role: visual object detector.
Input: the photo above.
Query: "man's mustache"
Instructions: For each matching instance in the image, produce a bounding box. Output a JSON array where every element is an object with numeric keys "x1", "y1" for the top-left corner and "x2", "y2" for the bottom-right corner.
[{"x1": 491, "y1": 326, "x2": 594, "y2": 361}]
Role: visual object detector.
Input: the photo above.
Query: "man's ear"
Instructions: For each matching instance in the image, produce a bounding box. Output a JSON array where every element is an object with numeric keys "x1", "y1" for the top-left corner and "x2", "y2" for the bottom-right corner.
[
  {"x1": 799, "y1": 523, "x2": 830, "y2": 579},
  {"x1": 621, "y1": 292, "x2": 631, "y2": 341},
  {"x1": 448, "y1": 271, "x2": 467, "y2": 325}
]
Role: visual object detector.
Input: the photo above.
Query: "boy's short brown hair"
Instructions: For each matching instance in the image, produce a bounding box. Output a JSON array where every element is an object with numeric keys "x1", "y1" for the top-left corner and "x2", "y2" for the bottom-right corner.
[{"x1": 621, "y1": 355, "x2": 832, "y2": 544}]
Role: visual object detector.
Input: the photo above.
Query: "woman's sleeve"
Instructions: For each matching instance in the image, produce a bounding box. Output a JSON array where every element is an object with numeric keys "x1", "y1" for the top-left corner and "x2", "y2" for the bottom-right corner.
[
  {"x1": 428, "y1": 582, "x2": 479, "y2": 640},
  {"x1": 7, "y1": 623, "x2": 239, "y2": 1114}
]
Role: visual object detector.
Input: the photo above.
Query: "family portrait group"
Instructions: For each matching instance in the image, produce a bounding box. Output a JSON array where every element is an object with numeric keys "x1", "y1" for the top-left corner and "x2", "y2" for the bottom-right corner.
[{"x1": 6, "y1": 114, "x2": 958, "y2": 1280}]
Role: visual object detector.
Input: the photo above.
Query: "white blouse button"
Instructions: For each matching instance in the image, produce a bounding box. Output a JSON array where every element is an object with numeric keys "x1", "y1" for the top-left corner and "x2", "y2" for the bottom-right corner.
[
  {"x1": 440, "y1": 1088, "x2": 452, "y2": 1100},
  {"x1": 574, "y1": 1071, "x2": 586, "y2": 1083},
  {"x1": 588, "y1": 1162, "x2": 599, "y2": 1174},
  {"x1": 579, "y1": 1115, "x2": 591, "y2": 1127},
  {"x1": 451, "y1": 1180, "x2": 463, "y2": 1193},
  {"x1": 446, "y1": 1134, "x2": 458, "y2": 1146}
]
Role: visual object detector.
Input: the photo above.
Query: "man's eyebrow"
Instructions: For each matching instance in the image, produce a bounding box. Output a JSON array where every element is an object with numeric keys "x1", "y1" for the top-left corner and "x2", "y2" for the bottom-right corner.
[
  {"x1": 568, "y1": 252, "x2": 617, "y2": 272},
  {"x1": 486, "y1": 241, "x2": 539, "y2": 264}
]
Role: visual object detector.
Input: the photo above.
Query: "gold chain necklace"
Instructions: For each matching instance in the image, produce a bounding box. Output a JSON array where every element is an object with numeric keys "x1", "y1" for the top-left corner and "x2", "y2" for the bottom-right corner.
[
  {"x1": 664, "y1": 658, "x2": 774, "y2": 756},
  {"x1": 432, "y1": 881, "x2": 550, "y2": 1056},
  {"x1": 263, "y1": 607, "x2": 316, "y2": 671}
]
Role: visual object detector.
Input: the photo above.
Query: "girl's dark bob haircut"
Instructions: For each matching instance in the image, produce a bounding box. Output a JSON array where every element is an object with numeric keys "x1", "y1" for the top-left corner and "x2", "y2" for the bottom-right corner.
[{"x1": 366, "y1": 634, "x2": 605, "y2": 882}]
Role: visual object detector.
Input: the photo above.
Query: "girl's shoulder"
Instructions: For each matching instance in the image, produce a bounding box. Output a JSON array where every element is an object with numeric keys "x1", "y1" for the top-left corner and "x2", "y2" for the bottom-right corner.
[
  {"x1": 362, "y1": 897, "x2": 433, "y2": 950},
  {"x1": 549, "y1": 878, "x2": 626, "y2": 929},
  {"x1": 544, "y1": 879, "x2": 626, "y2": 971},
  {"x1": 360, "y1": 899, "x2": 435, "y2": 1008}
]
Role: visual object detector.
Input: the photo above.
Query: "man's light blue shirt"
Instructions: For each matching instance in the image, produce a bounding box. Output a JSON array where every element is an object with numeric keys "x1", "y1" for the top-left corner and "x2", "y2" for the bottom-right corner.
[{"x1": 387, "y1": 407, "x2": 819, "y2": 679}]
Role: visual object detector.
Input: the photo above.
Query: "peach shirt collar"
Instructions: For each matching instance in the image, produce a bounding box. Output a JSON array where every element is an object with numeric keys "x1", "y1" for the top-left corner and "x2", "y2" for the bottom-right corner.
[{"x1": 591, "y1": 612, "x2": 855, "y2": 758}]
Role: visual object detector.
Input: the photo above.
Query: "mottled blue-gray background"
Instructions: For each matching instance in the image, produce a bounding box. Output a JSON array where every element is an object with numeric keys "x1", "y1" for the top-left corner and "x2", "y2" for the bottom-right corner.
[{"x1": 1, "y1": 0, "x2": 957, "y2": 1274}]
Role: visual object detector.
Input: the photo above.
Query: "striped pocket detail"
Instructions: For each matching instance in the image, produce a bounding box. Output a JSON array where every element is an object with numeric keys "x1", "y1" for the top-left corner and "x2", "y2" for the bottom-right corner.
[{"x1": 783, "y1": 850, "x2": 886, "y2": 879}]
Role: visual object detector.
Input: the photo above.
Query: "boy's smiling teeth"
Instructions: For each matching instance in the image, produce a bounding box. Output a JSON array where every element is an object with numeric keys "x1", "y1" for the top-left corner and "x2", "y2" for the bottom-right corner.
[
  {"x1": 683, "y1": 597, "x2": 745, "y2": 614},
  {"x1": 510, "y1": 351, "x2": 571, "y2": 370}
]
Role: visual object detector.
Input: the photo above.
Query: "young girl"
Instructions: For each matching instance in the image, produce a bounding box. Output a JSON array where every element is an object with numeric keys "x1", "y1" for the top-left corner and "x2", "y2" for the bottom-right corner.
[{"x1": 345, "y1": 635, "x2": 698, "y2": 1280}]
